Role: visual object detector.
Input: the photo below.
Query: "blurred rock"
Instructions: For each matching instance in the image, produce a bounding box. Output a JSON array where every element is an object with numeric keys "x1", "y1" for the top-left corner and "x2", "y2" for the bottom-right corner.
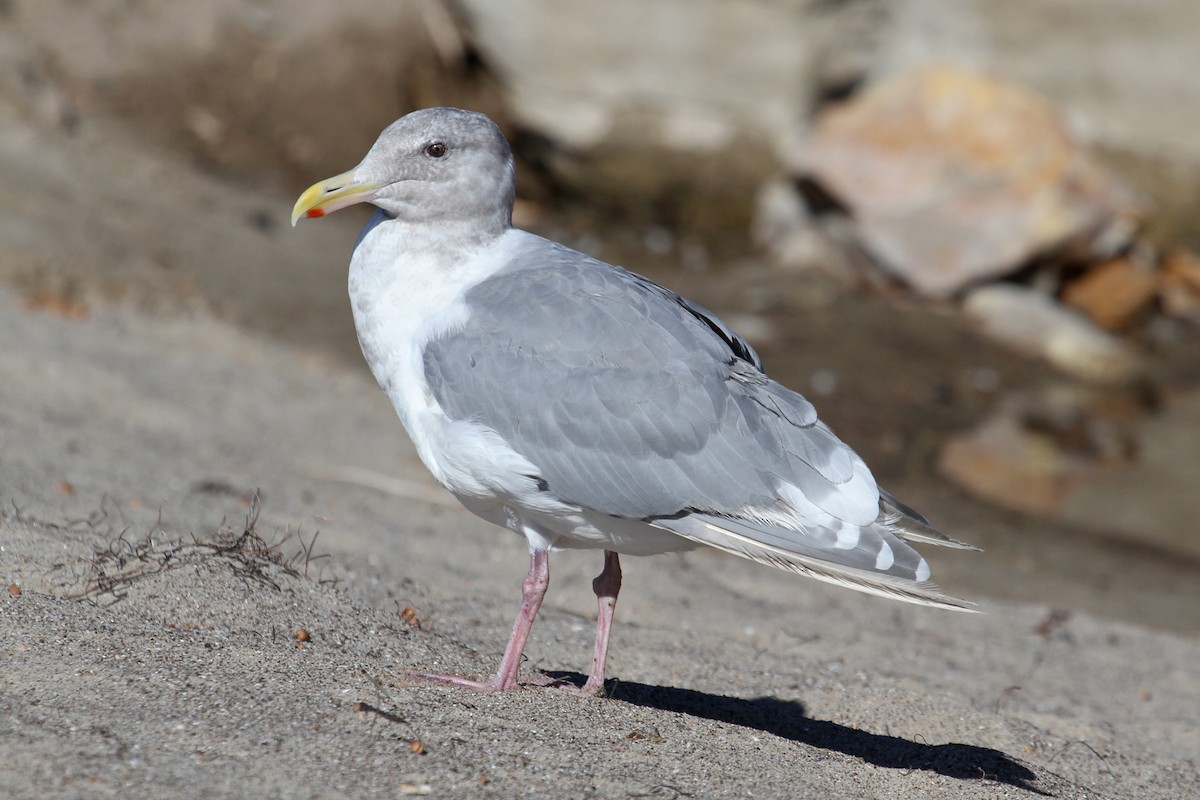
[
  {"x1": 453, "y1": 0, "x2": 882, "y2": 228},
  {"x1": 458, "y1": 1, "x2": 1200, "y2": 178},
  {"x1": 962, "y1": 284, "x2": 1142, "y2": 384},
  {"x1": 941, "y1": 386, "x2": 1200, "y2": 560},
  {"x1": 1160, "y1": 249, "x2": 1200, "y2": 319},
  {"x1": 752, "y1": 179, "x2": 810, "y2": 253},
  {"x1": 876, "y1": 0, "x2": 1200, "y2": 169},
  {"x1": 938, "y1": 406, "x2": 1084, "y2": 516},
  {"x1": 1059, "y1": 388, "x2": 1200, "y2": 559},
  {"x1": 769, "y1": 221, "x2": 863, "y2": 287},
  {"x1": 803, "y1": 67, "x2": 1144, "y2": 297},
  {"x1": 938, "y1": 385, "x2": 1140, "y2": 517},
  {"x1": 752, "y1": 180, "x2": 861, "y2": 286},
  {"x1": 1061, "y1": 256, "x2": 1159, "y2": 331},
  {"x1": 454, "y1": 0, "x2": 879, "y2": 153},
  {"x1": 866, "y1": 0, "x2": 1200, "y2": 257}
]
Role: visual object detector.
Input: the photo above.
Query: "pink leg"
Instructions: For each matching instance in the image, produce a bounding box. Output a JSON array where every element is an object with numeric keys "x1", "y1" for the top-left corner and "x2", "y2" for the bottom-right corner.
[
  {"x1": 579, "y1": 550, "x2": 621, "y2": 696},
  {"x1": 409, "y1": 549, "x2": 549, "y2": 691}
]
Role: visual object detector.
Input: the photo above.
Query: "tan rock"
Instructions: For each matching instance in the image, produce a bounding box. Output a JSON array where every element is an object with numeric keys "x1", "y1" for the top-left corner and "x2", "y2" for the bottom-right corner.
[
  {"x1": 805, "y1": 66, "x2": 1144, "y2": 297},
  {"x1": 1160, "y1": 249, "x2": 1200, "y2": 318},
  {"x1": 937, "y1": 411, "x2": 1077, "y2": 516},
  {"x1": 1164, "y1": 249, "x2": 1200, "y2": 289},
  {"x1": 942, "y1": 385, "x2": 1200, "y2": 561},
  {"x1": 1061, "y1": 257, "x2": 1159, "y2": 331},
  {"x1": 938, "y1": 384, "x2": 1144, "y2": 518}
]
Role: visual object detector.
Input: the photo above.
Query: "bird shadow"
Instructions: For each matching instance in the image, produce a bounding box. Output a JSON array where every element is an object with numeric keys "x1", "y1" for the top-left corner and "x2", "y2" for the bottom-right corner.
[{"x1": 544, "y1": 672, "x2": 1047, "y2": 795}]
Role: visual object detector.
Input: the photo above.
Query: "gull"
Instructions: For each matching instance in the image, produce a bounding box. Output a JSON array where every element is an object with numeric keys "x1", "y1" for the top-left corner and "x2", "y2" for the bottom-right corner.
[{"x1": 292, "y1": 107, "x2": 976, "y2": 694}]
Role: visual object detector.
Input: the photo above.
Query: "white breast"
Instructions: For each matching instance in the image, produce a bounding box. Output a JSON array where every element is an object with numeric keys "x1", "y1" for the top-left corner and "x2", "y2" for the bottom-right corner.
[
  {"x1": 346, "y1": 216, "x2": 698, "y2": 557},
  {"x1": 347, "y1": 216, "x2": 535, "y2": 497}
]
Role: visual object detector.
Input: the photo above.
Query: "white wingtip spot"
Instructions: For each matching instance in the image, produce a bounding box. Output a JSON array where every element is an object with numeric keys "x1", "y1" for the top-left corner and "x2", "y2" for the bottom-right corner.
[
  {"x1": 915, "y1": 558, "x2": 931, "y2": 583},
  {"x1": 835, "y1": 525, "x2": 860, "y2": 550},
  {"x1": 874, "y1": 541, "x2": 894, "y2": 571}
]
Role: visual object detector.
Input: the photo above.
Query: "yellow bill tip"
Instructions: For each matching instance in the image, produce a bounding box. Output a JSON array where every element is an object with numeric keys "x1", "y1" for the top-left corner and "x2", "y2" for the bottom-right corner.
[{"x1": 291, "y1": 170, "x2": 380, "y2": 227}]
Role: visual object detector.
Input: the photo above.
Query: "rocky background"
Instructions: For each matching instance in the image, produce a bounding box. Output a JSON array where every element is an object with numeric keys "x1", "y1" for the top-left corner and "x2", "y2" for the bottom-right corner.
[{"x1": 2, "y1": 2, "x2": 1198, "y2": 798}]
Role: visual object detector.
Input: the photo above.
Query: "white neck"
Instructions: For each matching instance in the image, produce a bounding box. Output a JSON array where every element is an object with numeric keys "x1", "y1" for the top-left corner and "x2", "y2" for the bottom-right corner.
[{"x1": 346, "y1": 211, "x2": 522, "y2": 433}]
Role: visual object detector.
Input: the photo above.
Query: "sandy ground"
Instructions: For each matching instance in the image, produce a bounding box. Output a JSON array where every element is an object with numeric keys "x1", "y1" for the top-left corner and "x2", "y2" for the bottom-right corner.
[{"x1": 3, "y1": 283, "x2": 1199, "y2": 800}]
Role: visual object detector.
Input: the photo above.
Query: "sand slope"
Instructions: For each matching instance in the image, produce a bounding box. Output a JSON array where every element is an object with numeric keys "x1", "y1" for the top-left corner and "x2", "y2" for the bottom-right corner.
[{"x1": 3, "y1": 287, "x2": 1197, "y2": 799}]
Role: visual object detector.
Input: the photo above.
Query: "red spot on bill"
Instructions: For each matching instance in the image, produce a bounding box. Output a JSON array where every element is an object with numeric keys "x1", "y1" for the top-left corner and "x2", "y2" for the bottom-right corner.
[{"x1": 306, "y1": 208, "x2": 326, "y2": 219}]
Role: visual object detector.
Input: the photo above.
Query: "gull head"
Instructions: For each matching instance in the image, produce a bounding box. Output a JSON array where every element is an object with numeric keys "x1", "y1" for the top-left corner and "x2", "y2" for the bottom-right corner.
[{"x1": 291, "y1": 107, "x2": 515, "y2": 229}]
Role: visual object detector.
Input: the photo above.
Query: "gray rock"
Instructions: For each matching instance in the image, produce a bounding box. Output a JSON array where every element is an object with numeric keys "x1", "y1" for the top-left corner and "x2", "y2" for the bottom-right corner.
[
  {"x1": 456, "y1": 0, "x2": 1200, "y2": 188},
  {"x1": 962, "y1": 284, "x2": 1143, "y2": 384},
  {"x1": 452, "y1": 0, "x2": 882, "y2": 214},
  {"x1": 453, "y1": 0, "x2": 880, "y2": 154}
]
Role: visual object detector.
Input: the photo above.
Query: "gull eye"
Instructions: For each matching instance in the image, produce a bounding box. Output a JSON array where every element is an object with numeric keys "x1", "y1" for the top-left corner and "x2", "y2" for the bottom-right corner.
[{"x1": 424, "y1": 141, "x2": 448, "y2": 158}]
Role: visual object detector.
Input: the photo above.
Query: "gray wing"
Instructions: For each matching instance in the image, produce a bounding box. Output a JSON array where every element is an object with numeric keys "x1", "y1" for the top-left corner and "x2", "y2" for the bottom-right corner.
[
  {"x1": 423, "y1": 238, "x2": 976, "y2": 606},
  {"x1": 424, "y1": 241, "x2": 852, "y2": 519}
]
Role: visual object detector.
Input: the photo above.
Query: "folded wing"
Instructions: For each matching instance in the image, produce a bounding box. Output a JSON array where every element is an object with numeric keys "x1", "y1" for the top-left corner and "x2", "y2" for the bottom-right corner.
[{"x1": 423, "y1": 236, "x2": 976, "y2": 609}]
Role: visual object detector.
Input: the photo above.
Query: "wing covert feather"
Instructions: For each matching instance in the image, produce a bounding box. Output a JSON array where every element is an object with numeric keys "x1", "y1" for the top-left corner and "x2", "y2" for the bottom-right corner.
[{"x1": 422, "y1": 241, "x2": 876, "y2": 525}]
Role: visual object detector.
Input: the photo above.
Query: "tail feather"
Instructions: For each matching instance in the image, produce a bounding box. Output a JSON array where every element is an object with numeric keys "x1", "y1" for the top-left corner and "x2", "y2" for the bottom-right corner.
[
  {"x1": 879, "y1": 488, "x2": 981, "y2": 551},
  {"x1": 652, "y1": 511, "x2": 977, "y2": 612}
]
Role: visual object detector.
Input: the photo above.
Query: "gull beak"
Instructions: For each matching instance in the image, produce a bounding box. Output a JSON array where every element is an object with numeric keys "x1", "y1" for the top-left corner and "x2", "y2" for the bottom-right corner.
[{"x1": 291, "y1": 170, "x2": 382, "y2": 227}]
